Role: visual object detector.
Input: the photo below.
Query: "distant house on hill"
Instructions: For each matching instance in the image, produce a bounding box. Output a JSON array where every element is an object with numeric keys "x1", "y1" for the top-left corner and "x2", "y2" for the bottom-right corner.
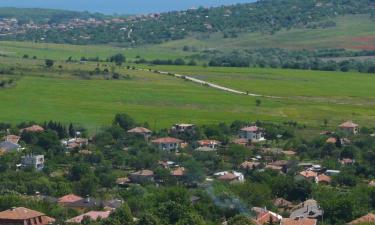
[
  {"x1": 129, "y1": 169, "x2": 154, "y2": 183},
  {"x1": 57, "y1": 194, "x2": 83, "y2": 206},
  {"x1": 151, "y1": 137, "x2": 183, "y2": 151},
  {"x1": 171, "y1": 123, "x2": 195, "y2": 134},
  {"x1": 339, "y1": 121, "x2": 359, "y2": 135},
  {"x1": 214, "y1": 171, "x2": 244, "y2": 183},
  {"x1": 197, "y1": 139, "x2": 221, "y2": 149},
  {"x1": 348, "y1": 213, "x2": 375, "y2": 225},
  {"x1": 21, "y1": 154, "x2": 45, "y2": 171},
  {"x1": 290, "y1": 199, "x2": 323, "y2": 220},
  {"x1": 0, "y1": 141, "x2": 21, "y2": 154},
  {"x1": 3, "y1": 134, "x2": 21, "y2": 144},
  {"x1": 0, "y1": 207, "x2": 55, "y2": 225},
  {"x1": 66, "y1": 211, "x2": 111, "y2": 224},
  {"x1": 239, "y1": 126, "x2": 265, "y2": 143},
  {"x1": 20, "y1": 125, "x2": 45, "y2": 133},
  {"x1": 281, "y1": 218, "x2": 317, "y2": 225},
  {"x1": 127, "y1": 127, "x2": 152, "y2": 139}
]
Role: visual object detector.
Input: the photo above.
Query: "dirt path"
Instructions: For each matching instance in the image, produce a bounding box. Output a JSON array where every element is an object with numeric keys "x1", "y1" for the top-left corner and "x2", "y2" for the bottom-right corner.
[{"x1": 140, "y1": 68, "x2": 273, "y2": 97}]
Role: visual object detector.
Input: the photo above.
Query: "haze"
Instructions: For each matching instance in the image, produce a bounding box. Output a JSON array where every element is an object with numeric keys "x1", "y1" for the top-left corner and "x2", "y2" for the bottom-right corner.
[{"x1": 0, "y1": 0, "x2": 254, "y2": 14}]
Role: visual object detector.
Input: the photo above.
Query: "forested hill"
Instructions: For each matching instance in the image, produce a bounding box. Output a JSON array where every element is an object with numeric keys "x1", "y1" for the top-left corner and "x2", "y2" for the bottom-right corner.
[
  {"x1": 0, "y1": 7, "x2": 107, "y2": 23},
  {"x1": 1, "y1": 0, "x2": 375, "y2": 45}
]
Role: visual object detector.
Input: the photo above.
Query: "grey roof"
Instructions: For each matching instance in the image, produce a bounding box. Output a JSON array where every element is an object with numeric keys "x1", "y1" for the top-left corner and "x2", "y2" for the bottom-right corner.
[
  {"x1": 290, "y1": 199, "x2": 323, "y2": 219},
  {"x1": 0, "y1": 141, "x2": 20, "y2": 152}
]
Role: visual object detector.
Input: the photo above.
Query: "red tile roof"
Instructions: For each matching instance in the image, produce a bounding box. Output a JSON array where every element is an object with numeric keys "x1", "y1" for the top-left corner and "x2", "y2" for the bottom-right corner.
[
  {"x1": 281, "y1": 218, "x2": 317, "y2": 225},
  {"x1": 127, "y1": 127, "x2": 152, "y2": 134},
  {"x1": 241, "y1": 126, "x2": 260, "y2": 132},
  {"x1": 171, "y1": 167, "x2": 185, "y2": 176},
  {"x1": 198, "y1": 139, "x2": 220, "y2": 146},
  {"x1": 240, "y1": 161, "x2": 260, "y2": 169},
  {"x1": 316, "y1": 174, "x2": 332, "y2": 184},
  {"x1": 326, "y1": 137, "x2": 337, "y2": 144},
  {"x1": 299, "y1": 171, "x2": 318, "y2": 178},
  {"x1": 131, "y1": 169, "x2": 154, "y2": 176},
  {"x1": 66, "y1": 211, "x2": 111, "y2": 223},
  {"x1": 151, "y1": 137, "x2": 183, "y2": 144},
  {"x1": 348, "y1": 213, "x2": 375, "y2": 225},
  {"x1": 20, "y1": 125, "x2": 45, "y2": 133},
  {"x1": 0, "y1": 207, "x2": 45, "y2": 220},
  {"x1": 218, "y1": 172, "x2": 238, "y2": 181},
  {"x1": 57, "y1": 194, "x2": 83, "y2": 204},
  {"x1": 339, "y1": 121, "x2": 359, "y2": 128}
]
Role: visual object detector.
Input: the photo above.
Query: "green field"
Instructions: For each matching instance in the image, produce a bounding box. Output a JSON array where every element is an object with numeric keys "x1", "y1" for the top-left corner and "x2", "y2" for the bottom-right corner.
[
  {"x1": 1, "y1": 36, "x2": 375, "y2": 132},
  {"x1": 155, "y1": 15, "x2": 375, "y2": 51}
]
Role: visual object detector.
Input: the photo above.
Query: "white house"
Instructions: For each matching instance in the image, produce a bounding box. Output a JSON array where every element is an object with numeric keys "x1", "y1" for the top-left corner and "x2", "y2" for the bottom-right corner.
[
  {"x1": 21, "y1": 154, "x2": 44, "y2": 171},
  {"x1": 239, "y1": 126, "x2": 265, "y2": 142}
]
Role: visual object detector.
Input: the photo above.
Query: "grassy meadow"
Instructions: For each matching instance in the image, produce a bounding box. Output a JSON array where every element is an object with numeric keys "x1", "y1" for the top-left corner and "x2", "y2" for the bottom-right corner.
[{"x1": 0, "y1": 38, "x2": 375, "y2": 132}]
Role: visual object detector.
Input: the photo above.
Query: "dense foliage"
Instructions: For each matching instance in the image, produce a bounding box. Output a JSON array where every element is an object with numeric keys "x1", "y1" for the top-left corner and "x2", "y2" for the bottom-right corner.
[{"x1": 2, "y1": 0, "x2": 375, "y2": 45}]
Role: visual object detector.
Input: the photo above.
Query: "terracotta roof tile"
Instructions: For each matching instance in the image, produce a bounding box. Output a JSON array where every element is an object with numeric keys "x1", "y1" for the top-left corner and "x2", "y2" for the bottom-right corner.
[
  {"x1": 66, "y1": 211, "x2": 111, "y2": 223},
  {"x1": 348, "y1": 213, "x2": 375, "y2": 225},
  {"x1": 57, "y1": 194, "x2": 83, "y2": 204},
  {"x1": 127, "y1": 127, "x2": 152, "y2": 134},
  {"x1": 241, "y1": 126, "x2": 261, "y2": 132},
  {"x1": 281, "y1": 218, "x2": 317, "y2": 225},
  {"x1": 339, "y1": 121, "x2": 359, "y2": 128},
  {"x1": 151, "y1": 137, "x2": 183, "y2": 144},
  {"x1": 0, "y1": 207, "x2": 45, "y2": 220}
]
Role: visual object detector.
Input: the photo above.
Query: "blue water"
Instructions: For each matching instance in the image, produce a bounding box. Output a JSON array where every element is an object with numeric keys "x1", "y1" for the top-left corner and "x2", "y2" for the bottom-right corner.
[{"x1": 0, "y1": 0, "x2": 255, "y2": 15}]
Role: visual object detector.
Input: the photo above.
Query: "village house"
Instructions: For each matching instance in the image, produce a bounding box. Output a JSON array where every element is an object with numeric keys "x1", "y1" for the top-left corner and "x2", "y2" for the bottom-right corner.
[
  {"x1": 214, "y1": 171, "x2": 244, "y2": 183},
  {"x1": 290, "y1": 199, "x2": 323, "y2": 220},
  {"x1": 298, "y1": 170, "x2": 318, "y2": 181},
  {"x1": 267, "y1": 160, "x2": 291, "y2": 173},
  {"x1": 339, "y1": 121, "x2": 359, "y2": 135},
  {"x1": 171, "y1": 123, "x2": 195, "y2": 134},
  {"x1": 66, "y1": 211, "x2": 111, "y2": 224},
  {"x1": 63, "y1": 196, "x2": 122, "y2": 213},
  {"x1": 20, "y1": 125, "x2": 45, "y2": 133},
  {"x1": 57, "y1": 194, "x2": 83, "y2": 206},
  {"x1": 171, "y1": 167, "x2": 185, "y2": 177},
  {"x1": 127, "y1": 127, "x2": 152, "y2": 139},
  {"x1": 158, "y1": 160, "x2": 176, "y2": 169},
  {"x1": 116, "y1": 177, "x2": 130, "y2": 186},
  {"x1": 240, "y1": 161, "x2": 261, "y2": 170},
  {"x1": 197, "y1": 139, "x2": 221, "y2": 149},
  {"x1": 348, "y1": 213, "x2": 375, "y2": 225},
  {"x1": 62, "y1": 137, "x2": 89, "y2": 149},
  {"x1": 0, "y1": 141, "x2": 21, "y2": 154},
  {"x1": 151, "y1": 137, "x2": 183, "y2": 151},
  {"x1": 280, "y1": 218, "x2": 317, "y2": 225},
  {"x1": 252, "y1": 207, "x2": 283, "y2": 225},
  {"x1": 340, "y1": 158, "x2": 355, "y2": 166},
  {"x1": 239, "y1": 126, "x2": 266, "y2": 143},
  {"x1": 3, "y1": 134, "x2": 21, "y2": 144},
  {"x1": 21, "y1": 154, "x2": 45, "y2": 171},
  {"x1": 315, "y1": 174, "x2": 332, "y2": 185},
  {"x1": 0, "y1": 207, "x2": 55, "y2": 225},
  {"x1": 129, "y1": 169, "x2": 154, "y2": 183}
]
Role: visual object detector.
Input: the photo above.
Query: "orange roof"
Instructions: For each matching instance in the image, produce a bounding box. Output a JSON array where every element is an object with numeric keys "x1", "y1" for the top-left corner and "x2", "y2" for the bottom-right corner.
[
  {"x1": 256, "y1": 211, "x2": 282, "y2": 225},
  {"x1": 348, "y1": 213, "x2": 375, "y2": 225},
  {"x1": 0, "y1": 207, "x2": 45, "y2": 220},
  {"x1": 316, "y1": 174, "x2": 331, "y2": 183},
  {"x1": 20, "y1": 125, "x2": 44, "y2": 133},
  {"x1": 127, "y1": 127, "x2": 152, "y2": 134},
  {"x1": 339, "y1": 121, "x2": 359, "y2": 128},
  {"x1": 151, "y1": 137, "x2": 183, "y2": 144},
  {"x1": 198, "y1": 139, "x2": 220, "y2": 146},
  {"x1": 281, "y1": 218, "x2": 317, "y2": 225},
  {"x1": 326, "y1": 137, "x2": 337, "y2": 144},
  {"x1": 299, "y1": 171, "x2": 318, "y2": 178},
  {"x1": 57, "y1": 194, "x2": 83, "y2": 204},
  {"x1": 171, "y1": 167, "x2": 185, "y2": 176}
]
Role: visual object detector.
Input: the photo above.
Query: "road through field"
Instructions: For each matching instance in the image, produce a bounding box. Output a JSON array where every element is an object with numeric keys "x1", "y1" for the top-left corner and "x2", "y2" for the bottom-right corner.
[{"x1": 139, "y1": 68, "x2": 282, "y2": 98}]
